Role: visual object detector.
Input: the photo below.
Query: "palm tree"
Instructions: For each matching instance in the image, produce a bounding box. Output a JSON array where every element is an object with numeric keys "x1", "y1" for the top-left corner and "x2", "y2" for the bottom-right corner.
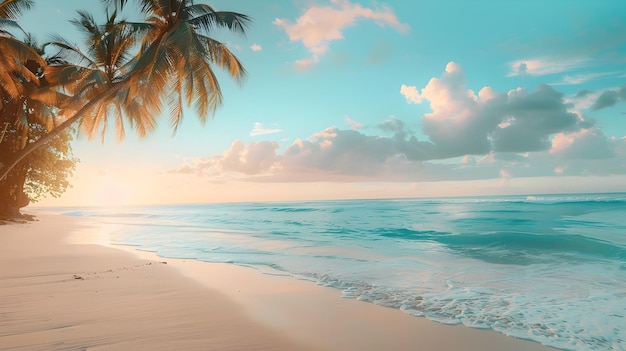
[
  {"x1": 0, "y1": 0, "x2": 250, "y2": 180},
  {"x1": 45, "y1": 9, "x2": 153, "y2": 141},
  {"x1": 124, "y1": 0, "x2": 249, "y2": 131}
]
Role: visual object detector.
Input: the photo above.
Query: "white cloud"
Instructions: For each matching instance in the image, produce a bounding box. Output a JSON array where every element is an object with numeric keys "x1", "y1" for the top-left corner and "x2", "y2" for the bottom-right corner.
[
  {"x1": 168, "y1": 64, "x2": 625, "y2": 184},
  {"x1": 250, "y1": 43, "x2": 262, "y2": 52},
  {"x1": 507, "y1": 57, "x2": 588, "y2": 77},
  {"x1": 250, "y1": 122, "x2": 283, "y2": 136},
  {"x1": 221, "y1": 140, "x2": 280, "y2": 175},
  {"x1": 402, "y1": 62, "x2": 579, "y2": 157},
  {"x1": 400, "y1": 84, "x2": 422, "y2": 104},
  {"x1": 274, "y1": 0, "x2": 409, "y2": 69},
  {"x1": 169, "y1": 124, "x2": 626, "y2": 183}
]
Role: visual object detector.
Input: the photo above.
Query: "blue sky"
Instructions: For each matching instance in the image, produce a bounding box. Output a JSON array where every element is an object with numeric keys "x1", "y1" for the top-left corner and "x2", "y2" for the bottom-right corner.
[{"x1": 21, "y1": 0, "x2": 626, "y2": 206}]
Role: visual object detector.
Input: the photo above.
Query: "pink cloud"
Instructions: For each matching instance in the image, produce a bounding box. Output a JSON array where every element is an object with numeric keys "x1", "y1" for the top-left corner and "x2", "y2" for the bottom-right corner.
[
  {"x1": 221, "y1": 140, "x2": 280, "y2": 175},
  {"x1": 274, "y1": 0, "x2": 409, "y2": 68},
  {"x1": 345, "y1": 115, "x2": 365, "y2": 130},
  {"x1": 550, "y1": 128, "x2": 613, "y2": 159},
  {"x1": 400, "y1": 84, "x2": 422, "y2": 104}
]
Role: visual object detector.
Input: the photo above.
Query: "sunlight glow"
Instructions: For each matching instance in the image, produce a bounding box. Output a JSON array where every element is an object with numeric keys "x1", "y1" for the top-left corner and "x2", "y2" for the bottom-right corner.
[{"x1": 93, "y1": 174, "x2": 135, "y2": 207}]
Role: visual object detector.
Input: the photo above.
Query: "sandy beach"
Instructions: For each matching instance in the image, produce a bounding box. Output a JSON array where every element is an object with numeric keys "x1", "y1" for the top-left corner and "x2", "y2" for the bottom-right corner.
[{"x1": 0, "y1": 213, "x2": 559, "y2": 351}]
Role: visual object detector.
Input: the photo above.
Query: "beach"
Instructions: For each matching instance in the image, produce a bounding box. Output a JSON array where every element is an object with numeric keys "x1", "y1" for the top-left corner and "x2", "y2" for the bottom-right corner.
[{"x1": 1, "y1": 213, "x2": 560, "y2": 351}]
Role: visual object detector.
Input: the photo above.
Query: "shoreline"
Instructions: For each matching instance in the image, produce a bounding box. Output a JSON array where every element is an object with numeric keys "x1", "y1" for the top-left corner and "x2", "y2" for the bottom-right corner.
[{"x1": 1, "y1": 213, "x2": 559, "y2": 351}]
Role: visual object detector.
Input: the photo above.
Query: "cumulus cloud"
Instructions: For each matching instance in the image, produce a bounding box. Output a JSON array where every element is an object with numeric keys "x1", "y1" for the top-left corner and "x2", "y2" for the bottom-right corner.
[
  {"x1": 169, "y1": 125, "x2": 626, "y2": 183},
  {"x1": 550, "y1": 128, "x2": 614, "y2": 159},
  {"x1": 400, "y1": 84, "x2": 422, "y2": 104},
  {"x1": 281, "y1": 128, "x2": 394, "y2": 176},
  {"x1": 402, "y1": 62, "x2": 580, "y2": 157},
  {"x1": 169, "y1": 140, "x2": 280, "y2": 177},
  {"x1": 169, "y1": 63, "x2": 625, "y2": 183},
  {"x1": 274, "y1": 0, "x2": 409, "y2": 69},
  {"x1": 250, "y1": 122, "x2": 283, "y2": 136},
  {"x1": 221, "y1": 140, "x2": 280, "y2": 174},
  {"x1": 590, "y1": 85, "x2": 626, "y2": 111},
  {"x1": 378, "y1": 116, "x2": 405, "y2": 132}
]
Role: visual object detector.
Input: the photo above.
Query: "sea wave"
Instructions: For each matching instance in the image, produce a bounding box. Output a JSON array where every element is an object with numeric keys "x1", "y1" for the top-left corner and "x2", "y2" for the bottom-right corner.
[{"x1": 54, "y1": 193, "x2": 626, "y2": 351}]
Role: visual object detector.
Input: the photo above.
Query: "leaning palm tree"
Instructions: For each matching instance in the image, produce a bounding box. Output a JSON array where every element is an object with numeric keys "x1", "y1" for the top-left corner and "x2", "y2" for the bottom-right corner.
[{"x1": 0, "y1": 0, "x2": 250, "y2": 180}]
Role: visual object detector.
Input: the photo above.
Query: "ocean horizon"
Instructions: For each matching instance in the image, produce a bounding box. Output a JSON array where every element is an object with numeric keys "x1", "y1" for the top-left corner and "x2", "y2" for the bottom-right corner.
[{"x1": 40, "y1": 192, "x2": 626, "y2": 351}]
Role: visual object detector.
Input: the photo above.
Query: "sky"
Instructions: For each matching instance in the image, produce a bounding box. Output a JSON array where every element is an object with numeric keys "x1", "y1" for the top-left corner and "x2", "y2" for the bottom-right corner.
[{"x1": 18, "y1": 0, "x2": 626, "y2": 206}]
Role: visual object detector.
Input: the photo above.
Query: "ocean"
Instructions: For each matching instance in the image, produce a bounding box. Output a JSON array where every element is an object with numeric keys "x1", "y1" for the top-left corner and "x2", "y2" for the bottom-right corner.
[{"x1": 57, "y1": 193, "x2": 625, "y2": 351}]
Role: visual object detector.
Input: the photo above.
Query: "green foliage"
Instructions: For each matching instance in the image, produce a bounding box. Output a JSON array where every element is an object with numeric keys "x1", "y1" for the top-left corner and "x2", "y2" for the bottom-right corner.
[{"x1": 22, "y1": 124, "x2": 77, "y2": 202}]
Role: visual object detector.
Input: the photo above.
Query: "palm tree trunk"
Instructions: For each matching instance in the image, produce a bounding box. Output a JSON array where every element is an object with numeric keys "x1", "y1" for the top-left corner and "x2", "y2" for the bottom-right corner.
[{"x1": 0, "y1": 84, "x2": 122, "y2": 181}]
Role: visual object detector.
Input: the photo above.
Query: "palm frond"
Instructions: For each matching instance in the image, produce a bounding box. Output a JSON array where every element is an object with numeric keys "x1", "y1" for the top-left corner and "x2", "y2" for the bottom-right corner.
[
  {"x1": 46, "y1": 36, "x2": 99, "y2": 69},
  {"x1": 113, "y1": 102, "x2": 125, "y2": 141},
  {"x1": 101, "y1": 0, "x2": 130, "y2": 11},
  {"x1": 201, "y1": 34, "x2": 246, "y2": 81},
  {"x1": 0, "y1": 17, "x2": 23, "y2": 36},
  {"x1": 0, "y1": 0, "x2": 33, "y2": 20},
  {"x1": 167, "y1": 74, "x2": 184, "y2": 133},
  {"x1": 188, "y1": 5, "x2": 251, "y2": 35}
]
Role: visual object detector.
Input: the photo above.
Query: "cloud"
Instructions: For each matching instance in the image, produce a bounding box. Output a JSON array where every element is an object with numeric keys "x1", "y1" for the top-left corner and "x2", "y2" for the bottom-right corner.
[
  {"x1": 590, "y1": 85, "x2": 626, "y2": 111},
  {"x1": 169, "y1": 125, "x2": 626, "y2": 183},
  {"x1": 274, "y1": 0, "x2": 409, "y2": 69},
  {"x1": 507, "y1": 57, "x2": 588, "y2": 77},
  {"x1": 169, "y1": 63, "x2": 625, "y2": 184},
  {"x1": 281, "y1": 128, "x2": 394, "y2": 177},
  {"x1": 221, "y1": 140, "x2": 280, "y2": 175},
  {"x1": 402, "y1": 62, "x2": 580, "y2": 157},
  {"x1": 250, "y1": 122, "x2": 283, "y2": 136},
  {"x1": 378, "y1": 116, "x2": 405, "y2": 132},
  {"x1": 250, "y1": 43, "x2": 262, "y2": 52},
  {"x1": 400, "y1": 84, "x2": 422, "y2": 104},
  {"x1": 555, "y1": 71, "x2": 618, "y2": 85},
  {"x1": 168, "y1": 140, "x2": 280, "y2": 177},
  {"x1": 550, "y1": 127, "x2": 614, "y2": 159},
  {"x1": 345, "y1": 116, "x2": 364, "y2": 130},
  {"x1": 295, "y1": 56, "x2": 319, "y2": 71}
]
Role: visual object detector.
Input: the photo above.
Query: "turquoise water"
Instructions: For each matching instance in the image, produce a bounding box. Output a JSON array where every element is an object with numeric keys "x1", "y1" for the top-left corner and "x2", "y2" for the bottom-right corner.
[{"x1": 60, "y1": 193, "x2": 626, "y2": 351}]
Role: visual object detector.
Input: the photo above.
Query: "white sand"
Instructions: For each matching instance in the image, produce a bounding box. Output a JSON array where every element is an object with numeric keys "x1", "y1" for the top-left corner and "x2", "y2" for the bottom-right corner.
[{"x1": 0, "y1": 214, "x2": 559, "y2": 351}]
